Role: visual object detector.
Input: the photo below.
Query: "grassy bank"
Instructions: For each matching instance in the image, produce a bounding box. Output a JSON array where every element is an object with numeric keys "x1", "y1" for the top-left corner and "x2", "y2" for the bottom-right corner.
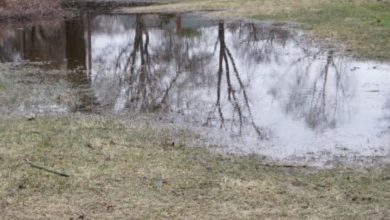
[
  {"x1": 256, "y1": 1, "x2": 390, "y2": 60},
  {"x1": 0, "y1": 114, "x2": 389, "y2": 219},
  {"x1": 122, "y1": 0, "x2": 390, "y2": 60}
]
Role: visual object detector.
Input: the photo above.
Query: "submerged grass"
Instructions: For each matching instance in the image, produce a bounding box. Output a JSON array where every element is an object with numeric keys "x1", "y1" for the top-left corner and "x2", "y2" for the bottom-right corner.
[
  {"x1": 122, "y1": 0, "x2": 390, "y2": 60},
  {"x1": 0, "y1": 114, "x2": 389, "y2": 219},
  {"x1": 0, "y1": 64, "x2": 81, "y2": 114}
]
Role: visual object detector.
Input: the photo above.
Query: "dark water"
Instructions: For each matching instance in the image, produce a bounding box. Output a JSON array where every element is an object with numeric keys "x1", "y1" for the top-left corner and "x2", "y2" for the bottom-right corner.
[{"x1": 1, "y1": 13, "x2": 389, "y2": 166}]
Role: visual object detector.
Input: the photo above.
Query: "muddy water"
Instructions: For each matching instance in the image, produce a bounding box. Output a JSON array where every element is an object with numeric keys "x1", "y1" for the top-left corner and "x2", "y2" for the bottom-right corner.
[{"x1": 1, "y1": 13, "x2": 389, "y2": 166}]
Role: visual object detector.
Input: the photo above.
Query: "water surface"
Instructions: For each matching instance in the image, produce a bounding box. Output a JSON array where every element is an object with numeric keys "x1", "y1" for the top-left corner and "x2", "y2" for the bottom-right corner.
[{"x1": 1, "y1": 13, "x2": 389, "y2": 166}]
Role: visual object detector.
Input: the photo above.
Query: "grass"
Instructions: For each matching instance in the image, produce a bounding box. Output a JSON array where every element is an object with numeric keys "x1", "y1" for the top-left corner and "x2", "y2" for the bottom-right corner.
[
  {"x1": 121, "y1": 0, "x2": 390, "y2": 60},
  {"x1": 255, "y1": 2, "x2": 390, "y2": 60},
  {"x1": 0, "y1": 114, "x2": 389, "y2": 219}
]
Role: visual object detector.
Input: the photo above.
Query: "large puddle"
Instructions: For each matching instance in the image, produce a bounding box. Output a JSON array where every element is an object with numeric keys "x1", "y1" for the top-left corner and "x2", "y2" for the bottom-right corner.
[{"x1": 1, "y1": 13, "x2": 390, "y2": 167}]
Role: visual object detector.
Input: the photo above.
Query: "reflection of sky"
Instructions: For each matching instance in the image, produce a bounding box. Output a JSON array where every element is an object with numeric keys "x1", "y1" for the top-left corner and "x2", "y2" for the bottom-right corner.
[
  {"x1": 1, "y1": 14, "x2": 385, "y2": 166},
  {"x1": 89, "y1": 15, "x2": 390, "y2": 165}
]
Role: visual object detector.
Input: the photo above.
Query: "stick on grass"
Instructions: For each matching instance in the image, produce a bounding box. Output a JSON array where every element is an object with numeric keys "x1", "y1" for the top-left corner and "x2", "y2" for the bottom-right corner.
[{"x1": 26, "y1": 160, "x2": 70, "y2": 177}]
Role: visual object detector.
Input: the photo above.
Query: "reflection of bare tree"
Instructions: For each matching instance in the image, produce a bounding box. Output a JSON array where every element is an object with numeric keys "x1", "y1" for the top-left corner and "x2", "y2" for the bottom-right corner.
[
  {"x1": 280, "y1": 50, "x2": 350, "y2": 131},
  {"x1": 233, "y1": 23, "x2": 293, "y2": 63},
  {"x1": 111, "y1": 14, "x2": 208, "y2": 112},
  {"x1": 107, "y1": 18, "x2": 267, "y2": 138},
  {"x1": 126, "y1": 15, "x2": 153, "y2": 109},
  {"x1": 209, "y1": 22, "x2": 267, "y2": 139},
  {"x1": 111, "y1": 18, "x2": 267, "y2": 138},
  {"x1": 228, "y1": 22, "x2": 351, "y2": 133},
  {"x1": 113, "y1": 15, "x2": 158, "y2": 111}
]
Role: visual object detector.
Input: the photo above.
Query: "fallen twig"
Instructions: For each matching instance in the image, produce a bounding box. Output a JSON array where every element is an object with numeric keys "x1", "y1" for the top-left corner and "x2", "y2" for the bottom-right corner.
[
  {"x1": 258, "y1": 163, "x2": 308, "y2": 168},
  {"x1": 86, "y1": 143, "x2": 95, "y2": 149},
  {"x1": 25, "y1": 160, "x2": 70, "y2": 177}
]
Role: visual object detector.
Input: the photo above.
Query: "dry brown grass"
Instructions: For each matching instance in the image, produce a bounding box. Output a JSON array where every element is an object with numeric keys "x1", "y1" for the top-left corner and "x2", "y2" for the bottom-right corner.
[{"x1": 0, "y1": 113, "x2": 389, "y2": 219}]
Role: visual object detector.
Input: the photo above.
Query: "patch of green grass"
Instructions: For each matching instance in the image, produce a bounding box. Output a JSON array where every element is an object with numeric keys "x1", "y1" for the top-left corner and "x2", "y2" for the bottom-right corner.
[
  {"x1": 255, "y1": 2, "x2": 390, "y2": 60},
  {"x1": 0, "y1": 114, "x2": 389, "y2": 219}
]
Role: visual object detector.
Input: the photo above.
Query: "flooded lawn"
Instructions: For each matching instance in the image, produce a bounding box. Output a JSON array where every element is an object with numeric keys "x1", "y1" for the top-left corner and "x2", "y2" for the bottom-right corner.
[{"x1": 1, "y1": 13, "x2": 389, "y2": 167}]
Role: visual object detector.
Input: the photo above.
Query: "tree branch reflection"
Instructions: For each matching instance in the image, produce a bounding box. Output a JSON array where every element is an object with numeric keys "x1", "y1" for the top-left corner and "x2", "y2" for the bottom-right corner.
[
  {"x1": 278, "y1": 50, "x2": 352, "y2": 131},
  {"x1": 208, "y1": 22, "x2": 267, "y2": 139}
]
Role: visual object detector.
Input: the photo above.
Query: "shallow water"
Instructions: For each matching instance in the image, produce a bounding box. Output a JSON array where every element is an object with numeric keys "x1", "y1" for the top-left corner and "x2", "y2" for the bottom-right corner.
[{"x1": 1, "y1": 13, "x2": 389, "y2": 166}]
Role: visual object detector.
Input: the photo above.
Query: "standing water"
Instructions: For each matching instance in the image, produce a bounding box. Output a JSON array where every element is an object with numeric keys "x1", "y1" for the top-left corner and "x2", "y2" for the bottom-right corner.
[{"x1": 1, "y1": 13, "x2": 389, "y2": 167}]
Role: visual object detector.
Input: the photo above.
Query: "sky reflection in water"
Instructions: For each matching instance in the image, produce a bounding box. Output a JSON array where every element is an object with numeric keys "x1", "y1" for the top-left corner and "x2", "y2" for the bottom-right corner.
[{"x1": 1, "y1": 13, "x2": 389, "y2": 166}]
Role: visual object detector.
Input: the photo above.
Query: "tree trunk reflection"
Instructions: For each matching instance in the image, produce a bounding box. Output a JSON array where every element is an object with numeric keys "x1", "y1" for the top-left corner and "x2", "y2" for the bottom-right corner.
[{"x1": 211, "y1": 22, "x2": 267, "y2": 139}]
